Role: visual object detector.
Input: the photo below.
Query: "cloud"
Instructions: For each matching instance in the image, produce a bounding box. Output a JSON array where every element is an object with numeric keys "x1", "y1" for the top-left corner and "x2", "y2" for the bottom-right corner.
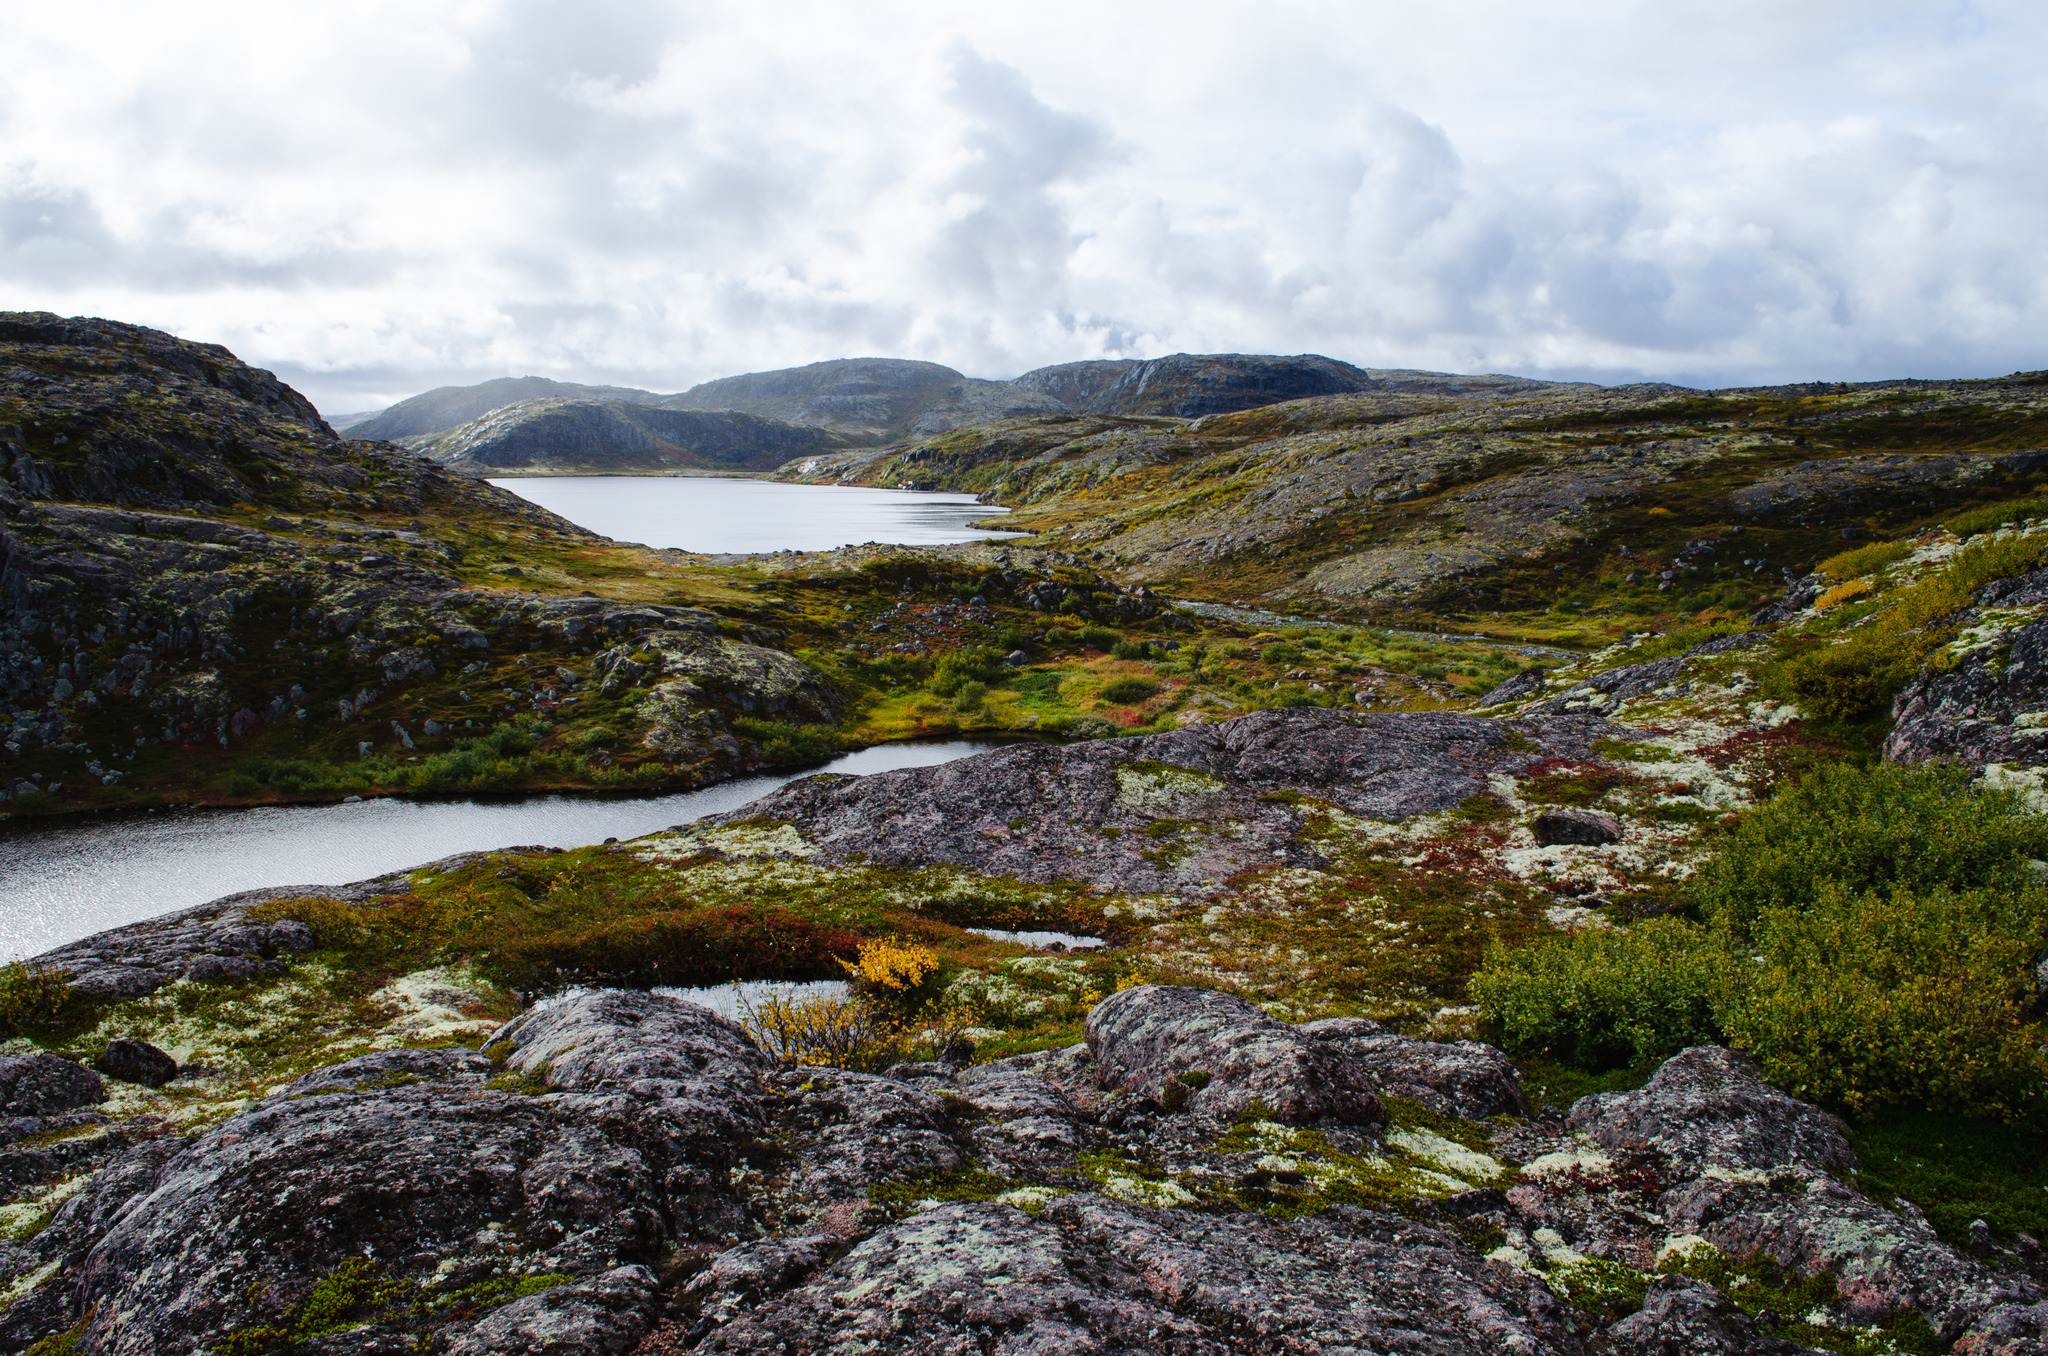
[{"x1": 0, "y1": 0, "x2": 2043, "y2": 411}]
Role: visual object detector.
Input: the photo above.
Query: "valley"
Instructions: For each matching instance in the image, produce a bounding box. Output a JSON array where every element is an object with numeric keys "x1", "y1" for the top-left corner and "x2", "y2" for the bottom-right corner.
[{"x1": 0, "y1": 310, "x2": 2044, "y2": 1356}]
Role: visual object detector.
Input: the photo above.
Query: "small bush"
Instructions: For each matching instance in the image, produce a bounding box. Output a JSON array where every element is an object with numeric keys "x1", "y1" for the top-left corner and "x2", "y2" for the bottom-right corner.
[
  {"x1": 740, "y1": 990, "x2": 907, "y2": 1073},
  {"x1": 1817, "y1": 540, "x2": 1914, "y2": 580},
  {"x1": 1947, "y1": 499, "x2": 2048, "y2": 539},
  {"x1": 1719, "y1": 883, "x2": 2048, "y2": 1118},
  {"x1": 1076, "y1": 625, "x2": 1120, "y2": 650},
  {"x1": 1109, "y1": 640, "x2": 1149, "y2": 660},
  {"x1": 1098, "y1": 677, "x2": 1162, "y2": 705},
  {"x1": 0, "y1": 962, "x2": 74, "y2": 1039},
  {"x1": 953, "y1": 680, "x2": 987, "y2": 714},
  {"x1": 732, "y1": 718, "x2": 851, "y2": 766},
  {"x1": 1261, "y1": 643, "x2": 1303, "y2": 664},
  {"x1": 930, "y1": 647, "x2": 1009, "y2": 697},
  {"x1": 839, "y1": 936, "x2": 944, "y2": 1015},
  {"x1": 1812, "y1": 578, "x2": 1872, "y2": 611},
  {"x1": 1469, "y1": 918, "x2": 1732, "y2": 1072},
  {"x1": 1689, "y1": 762, "x2": 2048, "y2": 936}
]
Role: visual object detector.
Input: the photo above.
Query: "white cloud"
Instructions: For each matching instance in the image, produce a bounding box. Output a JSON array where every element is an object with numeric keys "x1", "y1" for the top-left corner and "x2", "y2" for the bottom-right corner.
[{"x1": 1, "y1": 0, "x2": 2044, "y2": 411}]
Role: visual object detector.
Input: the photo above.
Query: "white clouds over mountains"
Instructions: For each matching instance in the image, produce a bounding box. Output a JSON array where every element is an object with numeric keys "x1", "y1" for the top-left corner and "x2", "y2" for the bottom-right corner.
[{"x1": 2, "y1": 0, "x2": 2044, "y2": 410}]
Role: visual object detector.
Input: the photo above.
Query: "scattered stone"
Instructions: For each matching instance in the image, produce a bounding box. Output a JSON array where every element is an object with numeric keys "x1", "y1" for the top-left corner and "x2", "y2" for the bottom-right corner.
[
  {"x1": 1533, "y1": 808, "x2": 1623, "y2": 847},
  {"x1": 1298, "y1": 1018, "x2": 1531, "y2": 1120},
  {"x1": 96, "y1": 1038, "x2": 177, "y2": 1088}
]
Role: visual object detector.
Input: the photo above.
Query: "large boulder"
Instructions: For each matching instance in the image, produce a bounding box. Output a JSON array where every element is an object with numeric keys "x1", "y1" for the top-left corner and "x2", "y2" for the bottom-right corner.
[
  {"x1": 1086, "y1": 985, "x2": 1383, "y2": 1124},
  {"x1": 97, "y1": 1038, "x2": 177, "y2": 1088},
  {"x1": 443, "y1": 1264, "x2": 663, "y2": 1356}
]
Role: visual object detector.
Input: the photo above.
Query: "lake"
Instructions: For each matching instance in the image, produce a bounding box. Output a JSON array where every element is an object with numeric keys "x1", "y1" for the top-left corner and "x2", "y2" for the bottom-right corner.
[
  {"x1": 0, "y1": 741, "x2": 1000, "y2": 961},
  {"x1": 488, "y1": 476, "x2": 1020, "y2": 554}
]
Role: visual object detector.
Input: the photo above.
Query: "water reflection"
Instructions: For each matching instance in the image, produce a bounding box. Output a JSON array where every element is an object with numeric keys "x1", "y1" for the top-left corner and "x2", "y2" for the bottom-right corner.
[{"x1": 0, "y1": 741, "x2": 1000, "y2": 960}]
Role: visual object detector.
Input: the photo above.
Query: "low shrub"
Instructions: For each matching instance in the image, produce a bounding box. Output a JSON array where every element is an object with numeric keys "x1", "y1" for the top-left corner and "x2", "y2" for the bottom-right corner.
[
  {"x1": 1817, "y1": 540, "x2": 1915, "y2": 580},
  {"x1": 839, "y1": 936, "x2": 945, "y2": 1015},
  {"x1": 1468, "y1": 918, "x2": 1731, "y2": 1072},
  {"x1": 1689, "y1": 762, "x2": 2048, "y2": 936},
  {"x1": 732, "y1": 718, "x2": 852, "y2": 766},
  {"x1": 1261, "y1": 643, "x2": 1303, "y2": 664},
  {"x1": 497, "y1": 904, "x2": 862, "y2": 990},
  {"x1": 0, "y1": 962, "x2": 74, "y2": 1039},
  {"x1": 1098, "y1": 677, "x2": 1162, "y2": 705},
  {"x1": 1946, "y1": 498, "x2": 2048, "y2": 540},
  {"x1": 1075, "y1": 625, "x2": 1120, "y2": 650},
  {"x1": 930, "y1": 647, "x2": 1008, "y2": 697},
  {"x1": 953, "y1": 680, "x2": 987, "y2": 714},
  {"x1": 1719, "y1": 883, "x2": 2048, "y2": 1119},
  {"x1": 739, "y1": 990, "x2": 908, "y2": 1072}
]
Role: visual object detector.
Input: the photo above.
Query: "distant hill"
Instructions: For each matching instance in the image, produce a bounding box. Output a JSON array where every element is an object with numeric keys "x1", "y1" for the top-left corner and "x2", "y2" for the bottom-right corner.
[
  {"x1": 656, "y1": 358, "x2": 1068, "y2": 443},
  {"x1": 414, "y1": 399, "x2": 843, "y2": 474},
  {"x1": 344, "y1": 376, "x2": 661, "y2": 442},
  {"x1": 339, "y1": 352, "x2": 1470, "y2": 467},
  {"x1": 1012, "y1": 353, "x2": 1379, "y2": 418}
]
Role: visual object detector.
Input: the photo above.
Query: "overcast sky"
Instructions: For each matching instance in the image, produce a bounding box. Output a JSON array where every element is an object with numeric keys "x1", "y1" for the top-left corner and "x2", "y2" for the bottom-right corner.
[{"x1": 3, "y1": 0, "x2": 2044, "y2": 413}]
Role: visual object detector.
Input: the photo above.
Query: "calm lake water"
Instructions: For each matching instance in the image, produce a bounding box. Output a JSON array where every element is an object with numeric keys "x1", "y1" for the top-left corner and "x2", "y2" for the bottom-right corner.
[
  {"x1": 488, "y1": 476, "x2": 1019, "y2": 554},
  {"x1": 0, "y1": 741, "x2": 999, "y2": 961}
]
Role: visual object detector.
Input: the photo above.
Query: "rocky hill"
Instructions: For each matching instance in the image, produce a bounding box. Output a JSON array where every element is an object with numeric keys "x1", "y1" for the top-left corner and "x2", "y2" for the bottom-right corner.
[
  {"x1": 1013, "y1": 351, "x2": 1380, "y2": 417},
  {"x1": 342, "y1": 375, "x2": 662, "y2": 442},
  {"x1": 412, "y1": 398, "x2": 845, "y2": 475},
  {"x1": 778, "y1": 374, "x2": 2048, "y2": 637}
]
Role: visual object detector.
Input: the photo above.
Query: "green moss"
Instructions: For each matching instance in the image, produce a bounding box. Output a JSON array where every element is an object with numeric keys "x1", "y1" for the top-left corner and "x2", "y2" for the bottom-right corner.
[
  {"x1": 1658, "y1": 1245, "x2": 1943, "y2": 1356},
  {"x1": 867, "y1": 1166, "x2": 1022, "y2": 1213},
  {"x1": 1849, "y1": 1109, "x2": 2048, "y2": 1247}
]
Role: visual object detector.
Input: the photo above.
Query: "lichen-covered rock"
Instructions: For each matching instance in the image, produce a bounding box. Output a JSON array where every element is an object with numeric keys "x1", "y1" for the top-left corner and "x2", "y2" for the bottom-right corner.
[
  {"x1": 1605, "y1": 1275, "x2": 1821, "y2": 1354},
  {"x1": 96, "y1": 1038, "x2": 177, "y2": 1088},
  {"x1": 1086, "y1": 985, "x2": 1383, "y2": 1124},
  {"x1": 1956, "y1": 1300, "x2": 2048, "y2": 1355},
  {"x1": 701, "y1": 1195, "x2": 1579, "y2": 1354},
  {"x1": 0, "y1": 1054, "x2": 101, "y2": 1116},
  {"x1": 700, "y1": 707, "x2": 1620, "y2": 896},
  {"x1": 443, "y1": 1264, "x2": 662, "y2": 1356},
  {"x1": 1887, "y1": 612, "x2": 2048, "y2": 767},
  {"x1": 1567, "y1": 1046, "x2": 1853, "y2": 1177},
  {"x1": 65, "y1": 999, "x2": 771, "y2": 1355},
  {"x1": 1297, "y1": 1018, "x2": 1531, "y2": 1120},
  {"x1": 763, "y1": 1067, "x2": 965, "y2": 1206}
]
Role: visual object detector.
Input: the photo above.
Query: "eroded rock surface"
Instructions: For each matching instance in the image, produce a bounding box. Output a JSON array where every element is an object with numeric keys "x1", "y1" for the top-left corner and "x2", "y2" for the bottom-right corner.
[
  {"x1": 695, "y1": 707, "x2": 1618, "y2": 895},
  {"x1": 1087, "y1": 985, "x2": 1382, "y2": 1124},
  {"x1": 701, "y1": 1195, "x2": 1577, "y2": 1355}
]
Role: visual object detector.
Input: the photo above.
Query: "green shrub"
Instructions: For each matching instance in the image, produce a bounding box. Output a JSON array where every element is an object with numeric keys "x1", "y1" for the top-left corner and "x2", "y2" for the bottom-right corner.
[
  {"x1": 1689, "y1": 762, "x2": 2048, "y2": 937},
  {"x1": 953, "y1": 680, "x2": 987, "y2": 714},
  {"x1": 0, "y1": 962, "x2": 74, "y2": 1039},
  {"x1": 1817, "y1": 540, "x2": 1915, "y2": 580},
  {"x1": 930, "y1": 647, "x2": 1008, "y2": 697},
  {"x1": 1468, "y1": 918, "x2": 1732, "y2": 1072},
  {"x1": 1768, "y1": 533, "x2": 2048, "y2": 722},
  {"x1": 1109, "y1": 640, "x2": 1151, "y2": 660},
  {"x1": 1719, "y1": 883, "x2": 2048, "y2": 1118},
  {"x1": 1946, "y1": 498, "x2": 2048, "y2": 540},
  {"x1": 1098, "y1": 677, "x2": 1162, "y2": 705},
  {"x1": 1076, "y1": 625, "x2": 1120, "y2": 650},
  {"x1": 733, "y1": 718, "x2": 852, "y2": 766},
  {"x1": 1261, "y1": 643, "x2": 1302, "y2": 664}
]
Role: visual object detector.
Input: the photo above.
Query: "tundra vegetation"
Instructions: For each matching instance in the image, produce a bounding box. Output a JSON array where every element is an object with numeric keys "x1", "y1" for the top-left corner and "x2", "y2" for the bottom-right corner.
[{"x1": 2, "y1": 315, "x2": 2047, "y2": 1353}]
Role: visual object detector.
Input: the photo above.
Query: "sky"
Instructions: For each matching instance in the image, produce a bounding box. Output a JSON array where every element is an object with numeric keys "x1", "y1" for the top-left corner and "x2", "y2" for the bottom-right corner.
[{"x1": 2, "y1": 0, "x2": 2045, "y2": 414}]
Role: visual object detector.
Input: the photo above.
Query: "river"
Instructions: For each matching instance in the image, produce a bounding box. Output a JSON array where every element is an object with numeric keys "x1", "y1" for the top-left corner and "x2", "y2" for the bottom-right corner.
[{"x1": 0, "y1": 741, "x2": 1001, "y2": 961}]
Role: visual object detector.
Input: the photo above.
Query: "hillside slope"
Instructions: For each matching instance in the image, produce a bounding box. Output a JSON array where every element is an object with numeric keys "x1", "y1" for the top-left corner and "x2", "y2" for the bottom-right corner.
[{"x1": 779, "y1": 375, "x2": 2048, "y2": 643}]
